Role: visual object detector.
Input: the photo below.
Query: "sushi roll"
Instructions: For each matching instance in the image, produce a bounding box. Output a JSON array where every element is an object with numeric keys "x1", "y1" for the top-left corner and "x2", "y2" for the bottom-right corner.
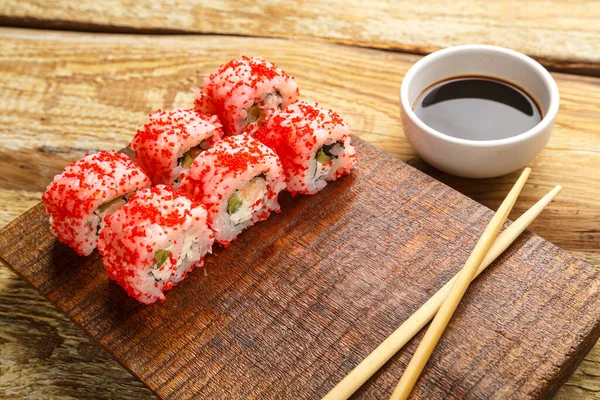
[
  {"x1": 179, "y1": 134, "x2": 286, "y2": 246},
  {"x1": 130, "y1": 108, "x2": 224, "y2": 186},
  {"x1": 193, "y1": 87, "x2": 217, "y2": 115},
  {"x1": 196, "y1": 56, "x2": 299, "y2": 136},
  {"x1": 255, "y1": 102, "x2": 357, "y2": 195},
  {"x1": 42, "y1": 150, "x2": 151, "y2": 256},
  {"x1": 98, "y1": 185, "x2": 214, "y2": 304}
]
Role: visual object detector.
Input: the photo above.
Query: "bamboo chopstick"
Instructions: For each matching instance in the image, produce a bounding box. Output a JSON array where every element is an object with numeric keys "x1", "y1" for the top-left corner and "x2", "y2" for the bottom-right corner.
[
  {"x1": 322, "y1": 183, "x2": 561, "y2": 400},
  {"x1": 388, "y1": 167, "x2": 531, "y2": 400}
]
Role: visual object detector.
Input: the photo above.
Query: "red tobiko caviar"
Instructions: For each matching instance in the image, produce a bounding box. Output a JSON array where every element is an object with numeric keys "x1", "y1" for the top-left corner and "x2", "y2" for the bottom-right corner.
[
  {"x1": 179, "y1": 134, "x2": 286, "y2": 245},
  {"x1": 254, "y1": 102, "x2": 357, "y2": 196},
  {"x1": 97, "y1": 185, "x2": 214, "y2": 305},
  {"x1": 193, "y1": 87, "x2": 217, "y2": 115},
  {"x1": 40, "y1": 56, "x2": 360, "y2": 305},
  {"x1": 42, "y1": 150, "x2": 151, "y2": 256},
  {"x1": 130, "y1": 108, "x2": 223, "y2": 186},
  {"x1": 195, "y1": 56, "x2": 299, "y2": 136}
]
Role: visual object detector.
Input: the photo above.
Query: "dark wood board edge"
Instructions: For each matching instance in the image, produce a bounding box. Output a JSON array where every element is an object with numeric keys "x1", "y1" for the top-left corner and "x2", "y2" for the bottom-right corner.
[{"x1": 543, "y1": 319, "x2": 600, "y2": 399}]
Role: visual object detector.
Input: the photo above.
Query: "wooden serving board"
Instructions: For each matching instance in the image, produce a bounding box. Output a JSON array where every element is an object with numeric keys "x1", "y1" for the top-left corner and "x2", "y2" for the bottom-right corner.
[{"x1": 1, "y1": 138, "x2": 599, "y2": 399}]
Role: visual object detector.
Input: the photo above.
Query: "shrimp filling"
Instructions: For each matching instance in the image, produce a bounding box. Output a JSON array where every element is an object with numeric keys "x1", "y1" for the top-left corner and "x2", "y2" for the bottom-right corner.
[
  {"x1": 246, "y1": 90, "x2": 283, "y2": 125},
  {"x1": 227, "y1": 175, "x2": 268, "y2": 226}
]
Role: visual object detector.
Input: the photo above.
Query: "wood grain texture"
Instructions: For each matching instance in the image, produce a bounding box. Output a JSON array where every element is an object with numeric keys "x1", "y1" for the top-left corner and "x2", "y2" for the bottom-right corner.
[
  {"x1": 2, "y1": 138, "x2": 600, "y2": 399},
  {"x1": 0, "y1": 1, "x2": 599, "y2": 75},
  {"x1": 0, "y1": 28, "x2": 598, "y2": 398},
  {"x1": 0, "y1": 267, "x2": 154, "y2": 399}
]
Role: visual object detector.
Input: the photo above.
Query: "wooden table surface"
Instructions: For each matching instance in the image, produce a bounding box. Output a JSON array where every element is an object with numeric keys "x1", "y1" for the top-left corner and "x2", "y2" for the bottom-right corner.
[{"x1": 0, "y1": 1, "x2": 598, "y2": 398}]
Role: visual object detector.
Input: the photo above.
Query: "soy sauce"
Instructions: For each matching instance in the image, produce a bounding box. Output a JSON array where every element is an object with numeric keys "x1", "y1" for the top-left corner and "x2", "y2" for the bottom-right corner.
[{"x1": 413, "y1": 76, "x2": 542, "y2": 141}]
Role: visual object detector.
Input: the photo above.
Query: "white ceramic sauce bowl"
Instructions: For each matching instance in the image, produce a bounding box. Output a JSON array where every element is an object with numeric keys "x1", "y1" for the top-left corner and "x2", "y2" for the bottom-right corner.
[{"x1": 399, "y1": 44, "x2": 559, "y2": 178}]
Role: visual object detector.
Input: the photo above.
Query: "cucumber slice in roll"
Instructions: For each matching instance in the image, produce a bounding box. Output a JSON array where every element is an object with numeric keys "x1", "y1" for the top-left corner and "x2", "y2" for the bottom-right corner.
[
  {"x1": 227, "y1": 193, "x2": 243, "y2": 215},
  {"x1": 316, "y1": 141, "x2": 345, "y2": 164},
  {"x1": 154, "y1": 250, "x2": 171, "y2": 269}
]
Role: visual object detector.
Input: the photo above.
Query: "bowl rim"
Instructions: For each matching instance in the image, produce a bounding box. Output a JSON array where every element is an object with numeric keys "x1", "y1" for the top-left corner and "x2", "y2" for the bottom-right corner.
[{"x1": 399, "y1": 44, "x2": 560, "y2": 148}]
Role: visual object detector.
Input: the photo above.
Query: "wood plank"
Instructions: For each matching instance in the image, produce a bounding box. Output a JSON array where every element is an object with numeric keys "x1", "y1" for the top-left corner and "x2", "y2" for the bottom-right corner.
[
  {"x1": 2, "y1": 138, "x2": 600, "y2": 399},
  {"x1": 1, "y1": 1, "x2": 600, "y2": 75},
  {"x1": 0, "y1": 267, "x2": 153, "y2": 398},
  {"x1": 0, "y1": 28, "x2": 598, "y2": 398}
]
